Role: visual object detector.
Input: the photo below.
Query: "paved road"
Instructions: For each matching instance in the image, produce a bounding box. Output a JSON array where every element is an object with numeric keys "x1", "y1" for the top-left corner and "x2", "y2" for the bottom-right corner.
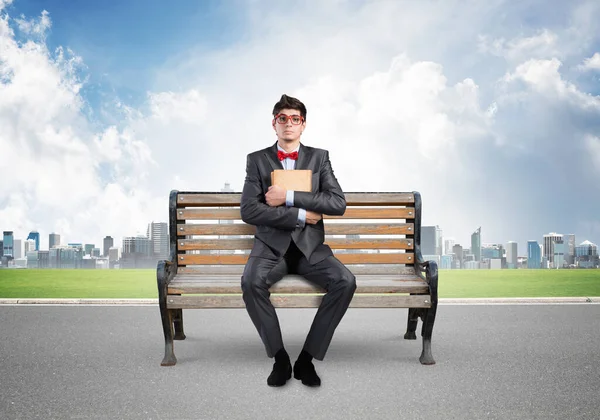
[{"x1": 0, "y1": 305, "x2": 598, "y2": 419}]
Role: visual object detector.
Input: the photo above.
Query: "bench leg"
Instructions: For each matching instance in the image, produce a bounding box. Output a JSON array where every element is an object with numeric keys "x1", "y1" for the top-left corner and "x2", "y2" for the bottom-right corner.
[
  {"x1": 419, "y1": 261, "x2": 438, "y2": 365},
  {"x1": 404, "y1": 305, "x2": 419, "y2": 340},
  {"x1": 157, "y1": 261, "x2": 177, "y2": 366},
  {"x1": 173, "y1": 308, "x2": 186, "y2": 340}
]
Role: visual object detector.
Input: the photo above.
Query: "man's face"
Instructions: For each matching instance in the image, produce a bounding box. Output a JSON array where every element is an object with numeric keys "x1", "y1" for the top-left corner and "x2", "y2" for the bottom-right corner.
[{"x1": 272, "y1": 108, "x2": 306, "y2": 142}]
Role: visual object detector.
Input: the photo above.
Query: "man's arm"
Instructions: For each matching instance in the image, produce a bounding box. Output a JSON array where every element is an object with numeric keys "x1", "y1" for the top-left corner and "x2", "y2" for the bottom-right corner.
[
  {"x1": 292, "y1": 150, "x2": 346, "y2": 216},
  {"x1": 240, "y1": 154, "x2": 299, "y2": 230}
]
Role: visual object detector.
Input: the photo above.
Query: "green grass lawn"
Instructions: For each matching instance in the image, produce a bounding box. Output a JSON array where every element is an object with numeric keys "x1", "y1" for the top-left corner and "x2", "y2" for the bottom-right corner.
[{"x1": 0, "y1": 269, "x2": 599, "y2": 299}]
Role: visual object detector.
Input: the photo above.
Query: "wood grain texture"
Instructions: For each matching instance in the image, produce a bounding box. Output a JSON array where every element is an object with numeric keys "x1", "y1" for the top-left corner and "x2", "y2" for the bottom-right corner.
[
  {"x1": 168, "y1": 274, "x2": 428, "y2": 294},
  {"x1": 176, "y1": 192, "x2": 415, "y2": 207},
  {"x1": 166, "y1": 294, "x2": 432, "y2": 309},
  {"x1": 177, "y1": 238, "x2": 414, "y2": 250},
  {"x1": 175, "y1": 223, "x2": 414, "y2": 236},
  {"x1": 176, "y1": 207, "x2": 416, "y2": 220},
  {"x1": 177, "y1": 253, "x2": 415, "y2": 265},
  {"x1": 176, "y1": 264, "x2": 416, "y2": 275}
]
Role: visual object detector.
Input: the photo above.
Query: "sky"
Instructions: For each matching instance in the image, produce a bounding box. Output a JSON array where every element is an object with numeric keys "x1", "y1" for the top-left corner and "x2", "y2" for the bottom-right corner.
[{"x1": 1, "y1": 0, "x2": 599, "y2": 254}]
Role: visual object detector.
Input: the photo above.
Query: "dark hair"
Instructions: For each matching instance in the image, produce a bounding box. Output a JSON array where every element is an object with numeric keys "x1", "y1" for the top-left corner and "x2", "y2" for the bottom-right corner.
[{"x1": 272, "y1": 94, "x2": 307, "y2": 121}]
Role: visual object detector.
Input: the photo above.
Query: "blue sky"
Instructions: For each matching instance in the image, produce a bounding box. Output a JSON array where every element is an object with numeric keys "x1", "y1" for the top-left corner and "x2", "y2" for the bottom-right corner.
[
  {"x1": 7, "y1": 0, "x2": 247, "y2": 115},
  {"x1": 1, "y1": 0, "x2": 600, "y2": 256}
]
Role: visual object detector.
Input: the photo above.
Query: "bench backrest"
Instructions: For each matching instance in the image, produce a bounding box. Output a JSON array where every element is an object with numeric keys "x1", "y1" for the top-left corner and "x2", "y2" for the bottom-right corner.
[{"x1": 169, "y1": 191, "x2": 424, "y2": 276}]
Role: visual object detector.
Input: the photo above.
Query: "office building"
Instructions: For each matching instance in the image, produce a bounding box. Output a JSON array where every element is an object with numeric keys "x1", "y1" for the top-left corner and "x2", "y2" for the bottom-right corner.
[
  {"x1": 443, "y1": 237, "x2": 455, "y2": 256},
  {"x1": 440, "y1": 255, "x2": 453, "y2": 269},
  {"x1": 2, "y1": 231, "x2": 14, "y2": 257},
  {"x1": 49, "y1": 233, "x2": 60, "y2": 249},
  {"x1": 471, "y1": 227, "x2": 481, "y2": 262},
  {"x1": 27, "y1": 231, "x2": 40, "y2": 251},
  {"x1": 543, "y1": 232, "x2": 563, "y2": 267},
  {"x1": 553, "y1": 238, "x2": 565, "y2": 268},
  {"x1": 147, "y1": 222, "x2": 169, "y2": 260},
  {"x1": 452, "y1": 244, "x2": 463, "y2": 269},
  {"x1": 527, "y1": 240, "x2": 541, "y2": 269},
  {"x1": 84, "y1": 244, "x2": 95, "y2": 256},
  {"x1": 422, "y1": 226, "x2": 442, "y2": 256},
  {"x1": 564, "y1": 234, "x2": 575, "y2": 265},
  {"x1": 506, "y1": 241, "x2": 518, "y2": 269},
  {"x1": 13, "y1": 239, "x2": 22, "y2": 259},
  {"x1": 575, "y1": 240, "x2": 599, "y2": 268},
  {"x1": 103, "y1": 236, "x2": 114, "y2": 257},
  {"x1": 24, "y1": 239, "x2": 36, "y2": 255}
]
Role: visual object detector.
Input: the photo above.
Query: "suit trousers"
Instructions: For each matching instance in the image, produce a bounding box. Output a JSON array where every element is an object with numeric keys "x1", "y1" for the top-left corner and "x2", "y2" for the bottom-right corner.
[{"x1": 241, "y1": 241, "x2": 357, "y2": 361}]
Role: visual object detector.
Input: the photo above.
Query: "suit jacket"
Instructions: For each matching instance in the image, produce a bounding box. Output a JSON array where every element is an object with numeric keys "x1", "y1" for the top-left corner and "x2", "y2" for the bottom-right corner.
[{"x1": 240, "y1": 142, "x2": 346, "y2": 265}]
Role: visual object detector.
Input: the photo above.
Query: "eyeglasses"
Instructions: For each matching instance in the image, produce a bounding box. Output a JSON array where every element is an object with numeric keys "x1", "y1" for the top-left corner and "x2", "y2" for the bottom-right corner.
[{"x1": 274, "y1": 113, "x2": 304, "y2": 125}]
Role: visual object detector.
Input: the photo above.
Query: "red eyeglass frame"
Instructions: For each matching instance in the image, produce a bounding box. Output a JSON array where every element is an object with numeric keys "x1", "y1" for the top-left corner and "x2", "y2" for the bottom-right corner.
[{"x1": 273, "y1": 113, "x2": 305, "y2": 125}]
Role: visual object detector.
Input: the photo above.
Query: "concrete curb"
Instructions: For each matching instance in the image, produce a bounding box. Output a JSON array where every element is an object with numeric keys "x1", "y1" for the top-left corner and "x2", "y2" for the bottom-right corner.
[{"x1": 0, "y1": 297, "x2": 599, "y2": 306}]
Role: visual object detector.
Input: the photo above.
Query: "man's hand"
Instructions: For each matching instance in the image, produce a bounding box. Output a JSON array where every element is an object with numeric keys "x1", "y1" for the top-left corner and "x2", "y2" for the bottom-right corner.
[
  {"x1": 266, "y1": 185, "x2": 287, "y2": 207},
  {"x1": 305, "y1": 210, "x2": 322, "y2": 225}
]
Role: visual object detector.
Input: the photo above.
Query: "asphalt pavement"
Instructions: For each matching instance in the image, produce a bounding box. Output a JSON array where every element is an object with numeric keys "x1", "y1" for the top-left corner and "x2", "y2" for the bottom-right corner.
[{"x1": 0, "y1": 304, "x2": 598, "y2": 420}]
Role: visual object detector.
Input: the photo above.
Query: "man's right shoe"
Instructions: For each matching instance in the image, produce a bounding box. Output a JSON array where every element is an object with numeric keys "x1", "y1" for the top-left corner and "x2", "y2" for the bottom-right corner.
[
  {"x1": 293, "y1": 360, "x2": 321, "y2": 387},
  {"x1": 267, "y1": 360, "x2": 292, "y2": 387}
]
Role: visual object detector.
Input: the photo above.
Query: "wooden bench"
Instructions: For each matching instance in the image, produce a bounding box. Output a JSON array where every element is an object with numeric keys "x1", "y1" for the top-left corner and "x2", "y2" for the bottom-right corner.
[{"x1": 157, "y1": 191, "x2": 439, "y2": 366}]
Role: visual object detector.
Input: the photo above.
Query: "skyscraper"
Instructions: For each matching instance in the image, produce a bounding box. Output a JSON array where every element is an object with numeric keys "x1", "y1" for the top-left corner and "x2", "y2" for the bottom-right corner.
[
  {"x1": 471, "y1": 227, "x2": 481, "y2": 262},
  {"x1": 27, "y1": 231, "x2": 40, "y2": 251},
  {"x1": 103, "y1": 236, "x2": 114, "y2": 257},
  {"x1": 543, "y1": 232, "x2": 563, "y2": 267},
  {"x1": 49, "y1": 233, "x2": 60, "y2": 249},
  {"x1": 564, "y1": 234, "x2": 575, "y2": 265},
  {"x1": 13, "y1": 239, "x2": 22, "y2": 259},
  {"x1": 443, "y1": 237, "x2": 455, "y2": 256},
  {"x1": 506, "y1": 241, "x2": 518, "y2": 269},
  {"x1": 84, "y1": 244, "x2": 95, "y2": 256},
  {"x1": 146, "y1": 222, "x2": 169, "y2": 259},
  {"x1": 421, "y1": 226, "x2": 436, "y2": 256},
  {"x1": 527, "y1": 240, "x2": 541, "y2": 269},
  {"x1": 2, "y1": 231, "x2": 14, "y2": 257}
]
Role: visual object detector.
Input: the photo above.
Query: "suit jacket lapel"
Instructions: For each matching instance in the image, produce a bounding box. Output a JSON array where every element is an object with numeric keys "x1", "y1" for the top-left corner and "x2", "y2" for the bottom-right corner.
[
  {"x1": 265, "y1": 142, "x2": 282, "y2": 172},
  {"x1": 295, "y1": 143, "x2": 311, "y2": 170}
]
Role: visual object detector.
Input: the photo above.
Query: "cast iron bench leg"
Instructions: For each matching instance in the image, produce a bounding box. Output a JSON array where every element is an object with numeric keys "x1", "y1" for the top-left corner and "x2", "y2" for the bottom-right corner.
[
  {"x1": 157, "y1": 261, "x2": 177, "y2": 366},
  {"x1": 404, "y1": 305, "x2": 418, "y2": 340},
  {"x1": 419, "y1": 261, "x2": 438, "y2": 365},
  {"x1": 173, "y1": 308, "x2": 186, "y2": 340}
]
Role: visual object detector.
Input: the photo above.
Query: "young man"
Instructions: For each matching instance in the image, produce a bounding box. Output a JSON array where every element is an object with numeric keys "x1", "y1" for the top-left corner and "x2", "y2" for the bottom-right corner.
[{"x1": 240, "y1": 94, "x2": 357, "y2": 387}]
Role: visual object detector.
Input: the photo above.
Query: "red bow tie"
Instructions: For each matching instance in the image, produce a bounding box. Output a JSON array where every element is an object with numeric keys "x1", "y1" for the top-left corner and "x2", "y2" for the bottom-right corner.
[{"x1": 277, "y1": 150, "x2": 298, "y2": 161}]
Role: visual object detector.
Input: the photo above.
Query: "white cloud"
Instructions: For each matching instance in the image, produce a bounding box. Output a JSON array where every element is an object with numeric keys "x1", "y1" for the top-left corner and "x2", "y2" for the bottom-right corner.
[
  {"x1": 479, "y1": 29, "x2": 560, "y2": 63},
  {"x1": 577, "y1": 52, "x2": 600, "y2": 71},
  {"x1": 15, "y1": 9, "x2": 51, "y2": 38}
]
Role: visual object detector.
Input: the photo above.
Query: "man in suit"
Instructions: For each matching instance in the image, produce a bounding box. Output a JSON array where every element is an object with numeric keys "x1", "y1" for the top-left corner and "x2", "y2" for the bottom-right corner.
[{"x1": 240, "y1": 94, "x2": 357, "y2": 387}]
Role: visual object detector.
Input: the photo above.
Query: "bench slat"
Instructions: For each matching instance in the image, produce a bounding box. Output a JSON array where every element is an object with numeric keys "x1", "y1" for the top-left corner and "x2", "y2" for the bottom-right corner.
[
  {"x1": 168, "y1": 274, "x2": 428, "y2": 294},
  {"x1": 177, "y1": 238, "x2": 414, "y2": 251},
  {"x1": 177, "y1": 207, "x2": 415, "y2": 220},
  {"x1": 178, "y1": 253, "x2": 414, "y2": 265},
  {"x1": 176, "y1": 192, "x2": 415, "y2": 207},
  {"x1": 176, "y1": 265, "x2": 417, "y2": 275},
  {"x1": 177, "y1": 223, "x2": 414, "y2": 236},
  {"x1": 166, "y1": 294, "x2": 431, "y2": 309}
]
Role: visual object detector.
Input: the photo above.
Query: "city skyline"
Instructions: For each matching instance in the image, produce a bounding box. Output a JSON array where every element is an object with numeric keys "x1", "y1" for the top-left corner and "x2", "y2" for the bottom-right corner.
[
  {"x1": 2, "y1": 223, "x2": 598, "y2": 262},
  {"x1": 1, "y1": 1, "x2": 599, "y2": 258}
]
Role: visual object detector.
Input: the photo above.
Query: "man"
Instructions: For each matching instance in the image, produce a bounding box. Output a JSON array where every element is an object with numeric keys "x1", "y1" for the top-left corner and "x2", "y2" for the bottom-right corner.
[{"x1": 240, "y1": 94, "x2": 357, "y2": 387}]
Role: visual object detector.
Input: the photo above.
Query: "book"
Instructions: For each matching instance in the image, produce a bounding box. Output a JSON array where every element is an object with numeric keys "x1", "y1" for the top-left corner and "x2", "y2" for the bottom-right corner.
[{"x1": 271, "y1": 169, "x2": 312, "y2": 192}]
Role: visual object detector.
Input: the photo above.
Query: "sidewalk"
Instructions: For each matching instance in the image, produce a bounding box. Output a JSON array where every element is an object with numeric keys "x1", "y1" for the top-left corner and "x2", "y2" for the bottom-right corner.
[{"x1": 1, "y1": 297, "x2": 599, "y2": 305}]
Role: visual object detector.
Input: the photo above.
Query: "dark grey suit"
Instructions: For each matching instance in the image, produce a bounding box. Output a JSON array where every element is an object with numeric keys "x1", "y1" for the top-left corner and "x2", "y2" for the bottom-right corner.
[{"x1": 240, "y1": 142, "x2": 357, "y2": 361}]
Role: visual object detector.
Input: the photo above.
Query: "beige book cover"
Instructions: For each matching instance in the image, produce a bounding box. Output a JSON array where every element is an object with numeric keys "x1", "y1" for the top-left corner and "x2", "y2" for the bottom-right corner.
[{"x1": 271, "y1": 169, "x2": 312, "y2": 192}]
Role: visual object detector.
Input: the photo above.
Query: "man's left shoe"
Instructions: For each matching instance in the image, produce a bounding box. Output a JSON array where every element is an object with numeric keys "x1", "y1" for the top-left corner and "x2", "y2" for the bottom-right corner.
[{"x1": 293, "y1": 360, "x2": 321, "y2": 387}]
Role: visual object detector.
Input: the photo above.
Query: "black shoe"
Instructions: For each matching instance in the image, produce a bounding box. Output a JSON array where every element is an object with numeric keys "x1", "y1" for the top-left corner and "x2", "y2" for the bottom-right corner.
[
  {"x1": 267, "y1": 360, "x2": 292, "y2": 387},
  {"x1": 293, "y1": 360, "x2": 321, "y2": 387}
]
